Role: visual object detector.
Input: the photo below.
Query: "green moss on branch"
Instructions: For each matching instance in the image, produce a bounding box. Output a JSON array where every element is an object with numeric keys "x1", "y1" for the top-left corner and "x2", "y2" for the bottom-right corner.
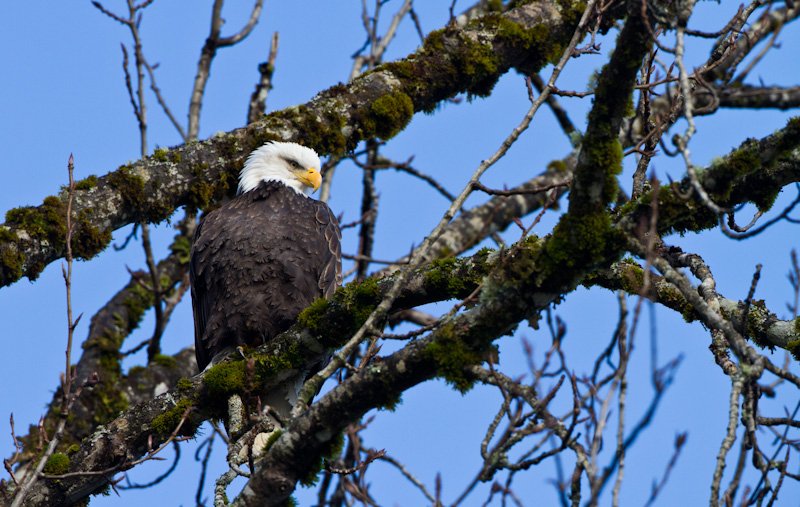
[
  {"x1": 423, "y1": 323, "x2": 490, "y2": 393},
  {"x1": 43, "y1": 453, "x2": 70, "y2": 475},
  {"x1": 150, "y1": 398, "x2": 196, "y2": 437}
]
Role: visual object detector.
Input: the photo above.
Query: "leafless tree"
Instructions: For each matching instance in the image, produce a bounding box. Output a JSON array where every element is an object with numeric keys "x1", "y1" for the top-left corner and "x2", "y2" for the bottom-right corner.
[{"x1": 2, "y1": 1, "x2": 800, "y2": 506}]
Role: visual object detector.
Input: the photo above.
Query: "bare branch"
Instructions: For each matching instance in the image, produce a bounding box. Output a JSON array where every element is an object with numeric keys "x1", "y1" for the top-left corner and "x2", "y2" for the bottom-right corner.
[
  {"x1": 217, "y1": 0, "x2": 264, "y2": 46},
  {"x1": 188, "y1": 0, "x2": 265, "y2": 140},
  {"x1": 247, "y1": 32, "x2": 279, "y2": 125}
]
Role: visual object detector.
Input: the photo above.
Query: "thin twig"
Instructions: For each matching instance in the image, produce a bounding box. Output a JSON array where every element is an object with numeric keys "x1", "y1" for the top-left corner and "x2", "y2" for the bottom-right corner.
[
  {"x1": 120, "y1": 440, "x2": 181, "y2": 489},
  {"x1": 9, "y1": 155, "x2": 83, "y2": 507},
  {"x1": 643, "y1": 433, "x2": 687, "y2": 507},
  {"x1": 720, "y1": 185, "x2": 800, "y2": 239},
  {"x1": 472, "y1": 179, "x2": 572, "y2": 197}
]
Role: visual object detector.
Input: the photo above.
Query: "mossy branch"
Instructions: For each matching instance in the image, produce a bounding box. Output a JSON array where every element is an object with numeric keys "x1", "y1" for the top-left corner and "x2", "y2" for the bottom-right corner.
[
  {"x1": 587, "y1": 259, "x2": 800, "y2": 351},
  {"x1": 616, "y1": 116, "x2": 800, "y2": 237},
  {"x1": 0, "y1": 0, "x2": 611, "y2": 289},
  {"x1": 231, "y1": 253, "x2": 568, "y2": 505},
  {"x1": 8, "y1": 225, "x2": 194, "y2": 472},
  {"x1": 533, "y1": 0, "x2": 654, "y2": 295},
  {"x1": 569, "y1": 1, "x2": 652, "y2": 216}
]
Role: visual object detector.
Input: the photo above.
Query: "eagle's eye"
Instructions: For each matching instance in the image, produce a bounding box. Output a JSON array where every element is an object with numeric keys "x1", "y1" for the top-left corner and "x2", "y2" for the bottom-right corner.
[{"x1": 289, "y1": 160, "x2": 299, "y2": 169}]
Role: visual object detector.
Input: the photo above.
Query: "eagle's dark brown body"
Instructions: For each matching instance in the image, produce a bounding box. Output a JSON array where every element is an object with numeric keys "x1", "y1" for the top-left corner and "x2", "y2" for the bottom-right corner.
[{"x1": 190, "y1": 180, "x2": 342, "y2": 371}]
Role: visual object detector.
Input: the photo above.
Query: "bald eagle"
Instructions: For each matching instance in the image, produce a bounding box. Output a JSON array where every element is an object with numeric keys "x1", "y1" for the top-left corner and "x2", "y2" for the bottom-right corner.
[{"x1": 190, "y1": 142, "x2": 342, "y2": 414}]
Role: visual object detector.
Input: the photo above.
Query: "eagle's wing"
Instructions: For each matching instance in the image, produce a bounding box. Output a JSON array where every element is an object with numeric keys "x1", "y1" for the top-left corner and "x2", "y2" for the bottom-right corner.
[
  {"x1": 189, "y1": 216, "x2": 212, "y2": 371},
  {"x1": 315, "y1": 203, "x2": 342, "y2": 299}
]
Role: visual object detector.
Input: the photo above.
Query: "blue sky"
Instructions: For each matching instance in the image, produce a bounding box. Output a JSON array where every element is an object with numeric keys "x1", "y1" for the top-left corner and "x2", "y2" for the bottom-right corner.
[{"x1": 1, "y1": 1, "x2": 799, "y2": 505}]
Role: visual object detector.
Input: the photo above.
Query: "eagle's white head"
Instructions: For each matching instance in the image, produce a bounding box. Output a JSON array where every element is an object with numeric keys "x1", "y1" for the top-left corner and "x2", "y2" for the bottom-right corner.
[{"x1": 238, "y1": 142, "x2": 322, "y2": 197}]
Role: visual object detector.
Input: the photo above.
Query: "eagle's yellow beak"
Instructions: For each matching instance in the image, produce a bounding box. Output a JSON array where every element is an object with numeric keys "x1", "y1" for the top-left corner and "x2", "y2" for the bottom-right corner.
[{"x1": 297, "y1": 168, "x2": 322, "y2": 192}]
